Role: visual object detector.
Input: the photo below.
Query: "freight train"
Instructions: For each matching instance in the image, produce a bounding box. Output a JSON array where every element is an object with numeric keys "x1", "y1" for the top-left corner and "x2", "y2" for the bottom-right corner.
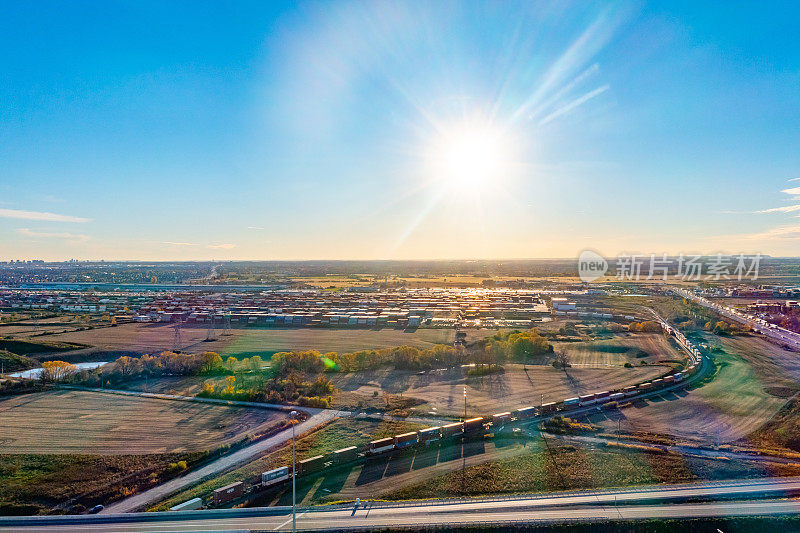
[{"x1": 226, "y1": 338, "x2": 704, "y2": 508}]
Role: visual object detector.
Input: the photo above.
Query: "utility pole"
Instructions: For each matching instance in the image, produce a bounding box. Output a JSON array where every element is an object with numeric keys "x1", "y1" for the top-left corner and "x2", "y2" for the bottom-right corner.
[
  {"x1": 463, "y1": 386, "x2": 467, "y2": 421},
  {"x1": 291, "y1": 410, "x2": 297, "y2": 533}
]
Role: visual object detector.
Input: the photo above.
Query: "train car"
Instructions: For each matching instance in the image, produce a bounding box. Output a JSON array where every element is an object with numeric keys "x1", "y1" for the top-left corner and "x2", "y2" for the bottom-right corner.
[
  {"x1": 368, "y1": 437, "x2": 395, "y2": 455},
  {"x1": 563, "y1": 397, "x2": 580, "y2": 408},
  {"x1": 262, "y1": 466, "x2": 290, "y2": 488},
  {"x1": 418, "y1": 426, "x2": 441, "y2": 445},
  {"x1": 540, "y1": 402, "x2": 557, "y2": 415},
  {"x1": 332, "y1": 446, "x2": 358, "y2": 464},
  {"x1": 663, "y1": 375, "x2": 675, "y2": 384},
  {"x1": 579, "y1": 394, "x2": 596, "y2": 407},
  {"x1": 623, "y1": 386, "x2": 637, "y2": 397},
  {"x1": 610, "y1": 392, "x2": 625, "y2": 402},
  {"x1": 673, "y1": 372, "x2": 684, "y2": 382},
  {"x1": 638, "y1": 382, "x2": 653, "y2": 392},
  {"x1": 594, "y1": 391, "x2": 611, "y2": 404},
  {"x1": 297, "y1": 455, "x2": 325, "y2": 476},
  {"x1": 440, "y1": 422, "x2": 464, "y2": 438},
  {"x1": 651, "y1": 378, "x2": 664, "y2": 388},
  {"x1": 212, "y1": 482, "x2": 244, "y2": 506},
  {"x1": 463, "y1": 417, "x2": 486, "y2": 434},
  {"x1": 394, "y1": 432, "x2": 418, "y2": 449},
  {"x1": 513, "y1": 406, "x2": 537, "y2": 420},
  {"x1": 492, "y1": 412, "x2": 511, "y2": 427}
]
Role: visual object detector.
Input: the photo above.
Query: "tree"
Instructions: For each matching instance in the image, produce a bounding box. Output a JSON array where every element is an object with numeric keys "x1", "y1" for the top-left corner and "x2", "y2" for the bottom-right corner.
[
  {"x1": 553, "y1": 350, "x2": 571, "y2": 370},
  {"x1": 40, "y1": 360, "x2": 77, "y2": 382}
]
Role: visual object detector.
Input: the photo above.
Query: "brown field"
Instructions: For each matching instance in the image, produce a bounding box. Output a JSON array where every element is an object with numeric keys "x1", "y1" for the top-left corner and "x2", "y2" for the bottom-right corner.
[
  {"x1": 0, "y1": 389, "x2": 284, "y2": 454},
  {"x1": 19, "y1": 323, "x2": 504, "y2": 361}
]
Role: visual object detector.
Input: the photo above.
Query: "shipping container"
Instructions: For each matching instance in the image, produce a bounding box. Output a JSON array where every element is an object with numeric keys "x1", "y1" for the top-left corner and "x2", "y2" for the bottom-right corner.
[
  {"x1": 579, "y1": 394, "x2": 596, "y2": 406},
  {"x1": 297, "y1": 455, "x2": 325, "y2": 476},
  {"x1": 368, "y1": 437, "x2": 395, "y2": 455},
  {"x1": 492, "y1": 412, "x2": 511, "y2": 426},
  {"x1": 540, "y1": 402, "x2": 557, "y2": 414},
  {"x1": 418, "y1": 426, "x2": 441, "y2": 444},
  {"x1": 170, "y1": 497, "x2": 202, "y2": 511},
  {"x1": 262, "y1": 466, "x2": 290, "y2": 487},
  {"x1": 212, "y1": 482, "x2": 244, "y2": 506},
  {"x1": 440, "y1": 422, "x2": 464, "y2": 438},
  {"x1": 332, "y1": 446, "x2": 358, "y2": 464},
  {"x1": 513, "y1": 406, "x2": 537, "y2": 420},
  {"x1": 394, "y1": 432, "x2": 418, "y2": 448},
  {"x1": 463, "y1": 417, "x2": 485, "y2": 433}
]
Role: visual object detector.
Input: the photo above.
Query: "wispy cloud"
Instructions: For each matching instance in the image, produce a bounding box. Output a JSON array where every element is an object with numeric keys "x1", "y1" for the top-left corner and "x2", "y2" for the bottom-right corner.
[
  {"x1": 539, "y1": 85, "x2": 610, "y2": 125},
  {"x1": 789, "y1": 178, "x2": 800, "y2": 182},
  {"x1": 17, "y1": 228, "x2": 89, "y2": 242},
  {"x1": 781, "y1": 186, "x2": 800, "y2": 196},
  {"x1": 740, "y1": 224, "x2": 800, "y2": 241},
  {"x1": 0, "y1": 208, "x2": 90, "y2": 223},
  {"x1": 162, "y1": 241, "x2": 197, "y2": 246},
  {"x1": 207, "y1": 243, "x2": 236, "y2": 250},
  {"x1": 247, "y1": 226, "x2": 265, "y2": 230},
  {"x1": 755, "y1": 204, "x2": 800, "y2": 214}
]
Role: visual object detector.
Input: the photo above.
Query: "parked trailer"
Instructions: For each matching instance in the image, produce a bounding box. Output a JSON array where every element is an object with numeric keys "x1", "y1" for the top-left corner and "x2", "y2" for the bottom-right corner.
[
  {"x1": 579, "y1": 394, "x2": 596, "y2": 406},
  {"x1": 418, "y1": 426, "x2": 441, "y2": 445},
  {"x1": 262, "y1": 466, "x2": 290, "y2": 487},
  {"x1": 332, "y1": 446, "x2": 358, "y2": 464},
  {"x1": 463, "y1": 417, "x2": 486, "y2": 434},
  {"x1": 212, "y1": 482, "x2": 244, "y2": 506},
  {"x1": 492, "y1": 412, "x2": 511, "y2": 427},
  {"x1": 441, "y1": 422, "x2": 464, "y2": 438},
  {"x1": 394, "y1": 432, "x2": 418, "y2": 449},
  {"x1": 297, "y1": 455, "x2": 325, "y2": 476},
  {"x1": 540, "y1": 402, "x2": 557, "y2": 415},
  {"x1": 623, "y1": 386, "x2": 637, "y2": 397},
  {"x1": 513, "y1": 406, "x2": 537, "y2": 420},
  {"x1": 170, "y1": 497, "x2": 202, "y2": 511},
  {"x1": 368, "y1": 437, "x2": 395, "y2": 455}
]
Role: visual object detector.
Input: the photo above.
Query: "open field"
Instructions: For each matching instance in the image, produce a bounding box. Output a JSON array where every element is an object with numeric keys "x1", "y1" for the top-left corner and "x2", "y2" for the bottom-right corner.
[
  {"x1": 0, "y1": 453, "x2": 204, "y2": 516},
  {"x1": 154, "y1": 418, "x2": 424, "y2": 511},
  {"x1": 18, "y1": 323, "x2": 505, "y2": 361},
  {"x1": 329, "y1": 333, "x2": 676, "y2": 417},
  {"x1": 590, "y1": 334, "x2": 790, "y2": 445},
  {"x1": 0, "y1": 389, "x2": 285, "y2": 454}
]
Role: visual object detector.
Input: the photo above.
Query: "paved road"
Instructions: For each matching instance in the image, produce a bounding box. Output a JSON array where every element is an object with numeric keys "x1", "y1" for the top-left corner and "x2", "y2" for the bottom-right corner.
[
  {"x1": 6, "y1": 477, "x2": 800, "y2": 531},
  {"x1": 675, "y1": 287, "x2": 800, "y2": 349},
  {"x1": 100, "y1": 408, "x2": 345, "y2": 514}
]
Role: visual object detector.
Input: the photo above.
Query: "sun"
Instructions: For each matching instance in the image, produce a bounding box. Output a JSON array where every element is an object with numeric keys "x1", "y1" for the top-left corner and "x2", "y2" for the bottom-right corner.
[{"x1": 428, "y1": 121, "x2": 512, "y2": 194}]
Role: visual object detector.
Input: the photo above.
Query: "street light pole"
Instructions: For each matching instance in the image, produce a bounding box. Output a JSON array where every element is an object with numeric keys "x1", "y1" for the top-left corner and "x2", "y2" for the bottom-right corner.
[{"x1": 290, "y1": 410, "x2": 297, "y2": 533}]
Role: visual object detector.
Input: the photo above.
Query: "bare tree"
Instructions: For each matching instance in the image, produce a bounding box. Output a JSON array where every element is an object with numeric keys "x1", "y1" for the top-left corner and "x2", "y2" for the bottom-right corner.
[{"x1": 554, "y1": 349, "x2": 571, "y2": 370}]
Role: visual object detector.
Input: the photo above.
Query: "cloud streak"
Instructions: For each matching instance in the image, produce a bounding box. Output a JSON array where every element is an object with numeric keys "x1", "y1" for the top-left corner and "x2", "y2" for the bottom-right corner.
[
  {"x1": 0, "y1": 208, "x2": 90, "y2": 223},
  {"x1": 207, "y1": 243, "x2": 236, "y2": 250},
  {"x1": 17, "y1": 228, "x2": 89, "y2": 242}
]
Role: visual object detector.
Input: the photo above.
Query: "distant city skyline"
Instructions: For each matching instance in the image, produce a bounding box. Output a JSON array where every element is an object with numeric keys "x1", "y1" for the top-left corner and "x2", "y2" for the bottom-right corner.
[{"x1": 2, "y1": 1, "x2": 799, "y2": 261}]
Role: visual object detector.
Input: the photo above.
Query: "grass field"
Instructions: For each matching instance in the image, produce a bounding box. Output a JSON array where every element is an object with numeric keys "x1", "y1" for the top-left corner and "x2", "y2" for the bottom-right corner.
[
  {"x1": 18, "y1": 323, "x2": 503, "y2": 361},
  {"x1": 589, "y1": 333, "x2": 789, "y2": 445},
  {"x1": 0, "y1": 452, "x2": 204, "y2": 515},
  {"x1": 153, "y1": 418, "x2": 425, "y2": 511},
  {"x1": 0, "y1": 389, "x2": 285, "y2": 454}
]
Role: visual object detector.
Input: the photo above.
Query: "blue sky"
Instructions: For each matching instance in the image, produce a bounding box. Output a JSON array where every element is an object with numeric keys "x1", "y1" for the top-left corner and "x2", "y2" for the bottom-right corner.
[{"x1": 2, "y1": 1, "x2": 799, "y2": 260}]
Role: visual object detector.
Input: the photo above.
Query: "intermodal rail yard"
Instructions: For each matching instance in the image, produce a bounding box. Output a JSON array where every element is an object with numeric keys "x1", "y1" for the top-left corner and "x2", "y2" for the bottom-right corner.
[{"x1": 2, "y1": 261, "x2": 800, "y2": 529}]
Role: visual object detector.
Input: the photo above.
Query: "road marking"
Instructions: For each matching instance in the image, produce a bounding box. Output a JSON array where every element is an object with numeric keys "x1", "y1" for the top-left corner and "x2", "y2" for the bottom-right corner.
[{"x1": 273, "y1": 510, "x2": 308, "y2": 530}]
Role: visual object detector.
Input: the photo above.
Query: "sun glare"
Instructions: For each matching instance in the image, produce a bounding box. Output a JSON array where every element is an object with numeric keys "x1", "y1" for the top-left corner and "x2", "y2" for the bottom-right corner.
[{"x1": 429, "y1": 122, "x2": 512, "y2": 194}]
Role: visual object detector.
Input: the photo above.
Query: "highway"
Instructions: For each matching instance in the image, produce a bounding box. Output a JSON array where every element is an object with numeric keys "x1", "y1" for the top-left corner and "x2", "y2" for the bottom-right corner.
[
  {"x1": 674, "y1": 287, "x2": 800, "y2": 349},
  {"x1": 5, "y1": 477, "x2": 800, "y2": 531}
]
